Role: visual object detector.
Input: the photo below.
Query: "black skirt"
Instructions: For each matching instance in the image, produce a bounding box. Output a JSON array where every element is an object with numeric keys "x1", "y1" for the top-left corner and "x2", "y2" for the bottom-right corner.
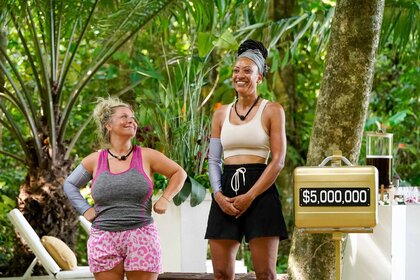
[{"x1": 205, "y1": 164, "x2": 288, "y2": 242}]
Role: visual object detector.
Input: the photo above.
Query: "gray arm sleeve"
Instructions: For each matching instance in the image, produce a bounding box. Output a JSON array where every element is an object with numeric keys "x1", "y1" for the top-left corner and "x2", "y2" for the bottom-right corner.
[
  {"x1": 63, "y1": 164, "x2": 93, "y2": 215},
  {"x1": 208, "y1": 138, "x2": 223, "y2": 194}
]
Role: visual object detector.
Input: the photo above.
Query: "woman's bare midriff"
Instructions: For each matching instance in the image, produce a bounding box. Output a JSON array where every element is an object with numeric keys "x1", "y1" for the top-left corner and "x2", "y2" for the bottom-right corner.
[{"x1": 224, "y1": 155, "x2": 266, "y2": 165}]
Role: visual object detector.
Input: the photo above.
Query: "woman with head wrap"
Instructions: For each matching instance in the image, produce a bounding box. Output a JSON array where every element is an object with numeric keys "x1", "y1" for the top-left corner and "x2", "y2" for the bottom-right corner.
[{"x1": 205, "y1": 39, "x2": 288, "y2": 280}]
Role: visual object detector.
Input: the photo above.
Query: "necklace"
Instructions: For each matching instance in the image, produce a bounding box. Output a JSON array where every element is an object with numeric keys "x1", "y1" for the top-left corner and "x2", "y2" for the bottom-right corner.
[
  {"x1": 107, "y1": 146, "x2": 134, "y2": 161},
  {"x1": 234, "y1": 96, "x2": 260, "y2": 121}
]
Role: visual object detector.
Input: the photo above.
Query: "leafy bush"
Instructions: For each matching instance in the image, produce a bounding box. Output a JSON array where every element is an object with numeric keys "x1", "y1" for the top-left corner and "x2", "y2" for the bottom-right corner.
[
  {"x1": 363, "y1": 44, "x2": 419, "y2": 186},
  {"x1": 0, "y1": 168, "x2": 23, "y2": 274}
]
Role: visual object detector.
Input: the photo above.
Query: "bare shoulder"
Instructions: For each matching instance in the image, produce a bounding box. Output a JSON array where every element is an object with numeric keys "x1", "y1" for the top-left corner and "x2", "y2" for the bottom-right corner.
[
  {"x1": 213, "y1": 104, "x2": 229, "y2": 121},
  {"x1": 141, "y1": 147, "x2": 153, "y2": 156},
  {"x1": 265, "y1": 101, "x2": 285, "y2": 117},
  {"x1": 83, "y1": 151, "x2": 101, "y2": 162},
  {"x1": 141, "y1": 147, "x2": 158, "y2": 154},
  {"x1": 141, "y1": 147, "x2": 178, "y2": 172},
  {"x1": 81, "y1": 151, "x2": 100, "y2": 173},
  {"x1": 211, "y1": 104, "x2": 230, "y2": 137},
  {"x1": 141, "y1": 147, "x2": 162, "y2": 159}
]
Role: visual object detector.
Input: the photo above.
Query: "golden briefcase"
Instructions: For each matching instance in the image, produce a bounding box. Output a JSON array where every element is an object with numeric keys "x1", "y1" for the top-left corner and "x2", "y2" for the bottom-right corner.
[{"x1": 293, "y1": 154, "x2": 378, "y2": 233}]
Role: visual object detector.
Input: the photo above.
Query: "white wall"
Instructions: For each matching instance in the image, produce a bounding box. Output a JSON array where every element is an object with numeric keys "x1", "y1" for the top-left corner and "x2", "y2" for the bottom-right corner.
[
  {"x1": 404, "y1": 206, "x2": 420, "y2": 280},
  {"x1": 152, "y1": 194, "x2": 212, "y2": 272},
  {"x1": 342, "y1": 205, "x2": 420, "y2": 280}
]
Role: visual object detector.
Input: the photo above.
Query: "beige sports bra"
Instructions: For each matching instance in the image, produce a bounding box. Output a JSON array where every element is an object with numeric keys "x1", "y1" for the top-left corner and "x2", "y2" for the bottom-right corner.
[{"x1": 220, "y1": 99, "x2": 270, "y2": 161}]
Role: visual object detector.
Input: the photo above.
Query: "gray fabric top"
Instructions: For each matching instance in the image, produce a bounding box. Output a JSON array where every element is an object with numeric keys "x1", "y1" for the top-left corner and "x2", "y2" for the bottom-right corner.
[
  {"x1": 91, "y1": 146, "x2": 154, "y2": 231},
  {"x1": 92, "y1": 168, "x2": 153, "y2": 231},
  {"x1": 63, "y1": 146, "x2": 155, "y2": 232}
]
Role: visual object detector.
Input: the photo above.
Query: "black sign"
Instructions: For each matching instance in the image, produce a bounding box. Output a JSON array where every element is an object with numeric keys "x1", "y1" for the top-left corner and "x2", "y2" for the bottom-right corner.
[{"x1": 299, "y1": 187, "x2": 371, "y2": 207}]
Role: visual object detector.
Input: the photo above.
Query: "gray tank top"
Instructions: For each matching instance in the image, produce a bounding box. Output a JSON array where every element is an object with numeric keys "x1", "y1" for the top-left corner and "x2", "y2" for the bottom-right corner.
[{"x1": 91, "y1": 145, "x2": 154, "y2": 231}]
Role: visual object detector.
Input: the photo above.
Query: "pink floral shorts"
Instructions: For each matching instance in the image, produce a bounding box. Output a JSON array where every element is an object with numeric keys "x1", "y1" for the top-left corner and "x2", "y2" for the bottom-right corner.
[{"x1": 87, "y1": 223, "x2": 162, "y2": 273}]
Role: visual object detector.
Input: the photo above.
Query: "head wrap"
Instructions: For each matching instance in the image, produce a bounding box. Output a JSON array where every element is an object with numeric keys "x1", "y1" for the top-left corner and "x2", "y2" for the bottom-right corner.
[{"x1": 236, "y1": 49, "x2": 266, "y2": 75}]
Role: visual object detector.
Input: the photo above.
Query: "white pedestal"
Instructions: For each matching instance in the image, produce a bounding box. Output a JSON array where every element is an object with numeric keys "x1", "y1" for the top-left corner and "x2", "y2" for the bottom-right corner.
[
  {"x1": 152, "y1": 194, "x2": 212, "y2": 273},
  {"x1": 405, "y1": 206, "x2": 420, "y2": 280},
  {"x1": 342, "y1": 205, "x2": 420, "y2": 280}
]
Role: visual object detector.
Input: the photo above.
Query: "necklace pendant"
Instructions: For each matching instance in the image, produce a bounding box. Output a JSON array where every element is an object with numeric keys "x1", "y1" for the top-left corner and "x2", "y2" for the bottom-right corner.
[
  {"x1": 234, "y1": 96, "x2": 260, "y2": 122},
  {"x1": 107, "y1": 146, "x2": 133, "y2": 161}
]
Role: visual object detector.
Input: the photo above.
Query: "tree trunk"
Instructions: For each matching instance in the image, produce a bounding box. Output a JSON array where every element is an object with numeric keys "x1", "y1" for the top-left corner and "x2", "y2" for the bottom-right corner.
[
  {"x1": 270, "y1": 0, "x2": 301, "y2": 153},
  {"x1": 269, "y1": 0, "x2": 297, "y2": 136},
  {"x1": 287, "y1": 0, "x2": 384, "y2": 279},
  {"x1": 268, "y1": 0, "x2": 297, "y2": 263}
]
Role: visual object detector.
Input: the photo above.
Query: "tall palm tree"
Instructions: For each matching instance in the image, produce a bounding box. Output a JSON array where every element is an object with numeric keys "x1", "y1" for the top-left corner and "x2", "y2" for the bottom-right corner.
[{"x1": 0, "y1": 0, "x2": 209, "y2": 274}]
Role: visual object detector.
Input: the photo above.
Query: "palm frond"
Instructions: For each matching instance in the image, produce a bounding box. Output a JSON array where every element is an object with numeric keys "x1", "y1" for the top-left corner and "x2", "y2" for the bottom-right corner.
[
  {"x1": 26, "y1": 6, "x2": 58, "y2": 161},
  {"x1": 381, "y1": 0, "x2": 419, "y2": 55},
  {"x1": 0, "y1": 59, "x2": 43, "y2": 159},
  {"x1": 56, "y1": 0, "x2": 99, "y2": 103},
  {"x1": 233, "y1": 7, "x2": 335, "y2": 67},
  {"x1": 0, "y1": 148, "x2": 26, "y2": 164},
  {"x1": 58, "y1": 0, "x2": 175, "y2": 143},
  {"x1": 0, "y1": 101, "x2": 32, "y2": 163}
]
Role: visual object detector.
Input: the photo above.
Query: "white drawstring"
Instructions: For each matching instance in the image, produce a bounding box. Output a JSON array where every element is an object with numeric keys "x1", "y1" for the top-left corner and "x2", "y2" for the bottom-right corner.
[{"x1": 231, "y1": 167, "x2": 246, "y2": 195}]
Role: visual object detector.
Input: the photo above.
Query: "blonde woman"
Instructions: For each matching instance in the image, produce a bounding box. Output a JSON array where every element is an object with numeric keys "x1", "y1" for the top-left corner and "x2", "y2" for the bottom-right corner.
[{"x1": 64, "y1": 97, "x2": 186, "y2": 280}]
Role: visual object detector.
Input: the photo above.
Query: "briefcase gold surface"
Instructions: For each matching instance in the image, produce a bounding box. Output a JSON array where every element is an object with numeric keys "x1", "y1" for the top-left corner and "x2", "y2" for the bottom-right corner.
[{"x1": 294, "y1": 165, "x2": 378, "y2": 231}]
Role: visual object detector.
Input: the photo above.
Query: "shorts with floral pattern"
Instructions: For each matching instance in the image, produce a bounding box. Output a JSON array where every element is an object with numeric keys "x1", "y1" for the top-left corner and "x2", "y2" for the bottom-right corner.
[{"x1": 87, "y1": 223, "x2": 162, "y2": 273}]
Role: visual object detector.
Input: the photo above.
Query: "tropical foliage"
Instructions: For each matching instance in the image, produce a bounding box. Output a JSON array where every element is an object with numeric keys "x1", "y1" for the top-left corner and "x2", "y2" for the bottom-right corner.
[
  {"x1": 364, "y1": 0, "x2": 419, "y2": 186},
  {"x1": 0, "y1": 0, "x2": 418, "y2": 276}
]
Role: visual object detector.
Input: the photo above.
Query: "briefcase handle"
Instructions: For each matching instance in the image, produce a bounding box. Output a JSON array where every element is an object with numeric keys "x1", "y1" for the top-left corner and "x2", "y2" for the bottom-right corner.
[{"x1": 319, "y1": 155, "x2": 353, "y2": 167}]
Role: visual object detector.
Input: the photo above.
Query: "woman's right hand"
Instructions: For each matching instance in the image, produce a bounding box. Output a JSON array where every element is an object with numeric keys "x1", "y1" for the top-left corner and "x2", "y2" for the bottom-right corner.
[
  {"x1": 153, "y1": 197, "x2": 169, "y2": 214},
  {"x1": 214, "y1": 192, "x2": 240, "y2": 216},
  {"x1": 83, "y1": 207, "x2": 96, "y2": 222}
]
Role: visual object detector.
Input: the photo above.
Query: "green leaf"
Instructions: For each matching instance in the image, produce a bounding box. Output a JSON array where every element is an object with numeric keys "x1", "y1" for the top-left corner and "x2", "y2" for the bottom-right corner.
[
  {"x1": 236, "y1": 22, "x2": 266, "y2": 33},
  {"x1": 388, "y1": 110, "x2": 409, "y2": 126},
  {"x1": 1, "y1": 195, "x2": 16, "y2": 208},
  {"x1": 197, "y1": 32, "x2": 215, "y2": 58},
  {"x1": 172, "y1": 178, "x2": 191, "y2": 206},
  {"x1": 280, "y1": 49, "x2": 290, "y2": 69},
  {"x1": 189, "y1": 176, "x2": 206, "y2": 207},
  {"x1": 215, "y1": 0, "x2": 226, "y2": 18},
  {"x1": 270, "y1": 48, "x2": 279, "y2": 73},
  {"x1": 136, "y1": 69, "x2": 163, "y2": 80},
  {"x1": 214, "y1": 30, "x2": 238, "y2": 50}
]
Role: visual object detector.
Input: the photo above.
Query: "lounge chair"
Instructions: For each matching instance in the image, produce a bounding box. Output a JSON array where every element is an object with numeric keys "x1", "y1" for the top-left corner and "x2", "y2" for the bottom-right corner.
[
  {"x1": 7, "y1": 208, "x2": 94, "y2": 279},
  {"x1": 78, "y1": 215, "x2": 91, "y2": 234}
]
